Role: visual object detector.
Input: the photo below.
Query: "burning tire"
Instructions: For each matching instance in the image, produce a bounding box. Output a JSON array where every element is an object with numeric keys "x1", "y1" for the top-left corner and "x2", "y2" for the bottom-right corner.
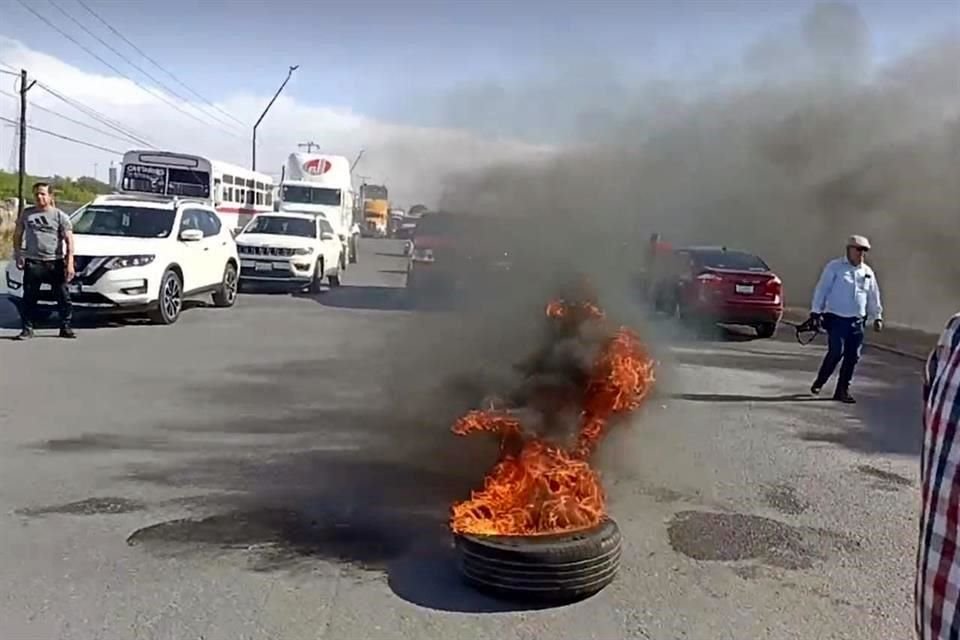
[{"x1": 454, "y1": 518, "x2": 622, "y2": 603}]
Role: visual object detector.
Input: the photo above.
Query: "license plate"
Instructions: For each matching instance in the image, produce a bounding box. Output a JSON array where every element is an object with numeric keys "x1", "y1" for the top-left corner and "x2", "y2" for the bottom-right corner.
[
  {"x1": 255, "y1": 262, "x2": 272, "y2": 272},
  {"x1": 735, "y1": 284, "x2": 754, "y2": 294}
]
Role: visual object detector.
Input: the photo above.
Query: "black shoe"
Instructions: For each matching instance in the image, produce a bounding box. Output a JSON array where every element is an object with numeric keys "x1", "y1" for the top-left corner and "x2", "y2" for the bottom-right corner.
[
  {"x1": 833, "y1": 391, "x2": 856, "y2": 404},
  {"x1": 59, "y1": 326, "x2": 77, "y2": 339},
  {"x1": 15, "y1": 327, "x2": 34, "y2": 340},
  {"x1": 810, "y1": 383, "x2": 822, "y2": 395}
]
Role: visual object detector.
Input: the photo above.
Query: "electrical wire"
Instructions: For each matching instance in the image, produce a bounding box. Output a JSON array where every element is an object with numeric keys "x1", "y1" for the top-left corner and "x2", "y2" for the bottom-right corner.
[
  {"x1": 48, "y1": 0, "x2": 244, "y2": 134},
  {"x1": 0, "y1": 87, "x2": 144, "y2": 146},
  {"x1": 0, "y1": 115, "x2": 123, "y2": 154},
  {"x1": 73, "y1": 0, "x2": 245, "y2": 128},
  {"x1": 13, "y1": 0, "x2": 245, "y2": 140}
]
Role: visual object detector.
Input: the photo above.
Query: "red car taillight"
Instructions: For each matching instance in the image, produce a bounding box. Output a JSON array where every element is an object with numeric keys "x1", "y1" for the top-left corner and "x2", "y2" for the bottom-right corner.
[
  {"x1": 765, "y1": 276, "x2": 783, "y2": 302},
  {"x1": 696, "y1": 272, "x2": 724, "y2": 287}
]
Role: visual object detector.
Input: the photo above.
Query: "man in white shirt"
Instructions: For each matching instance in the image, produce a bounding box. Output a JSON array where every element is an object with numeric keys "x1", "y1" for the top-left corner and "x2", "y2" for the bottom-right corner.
[{"x1": 808, "y1": 234, "x2": 883, "y2": 404}]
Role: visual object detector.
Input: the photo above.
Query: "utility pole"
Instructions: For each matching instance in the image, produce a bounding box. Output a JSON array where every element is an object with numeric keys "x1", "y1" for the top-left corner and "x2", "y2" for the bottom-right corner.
[
  {"x1": 297, "y1": 141, "x2": 320, "y2": 153},
  {"x1": 17, "y1": 69, "x2": 37, "y2": 219},
  {"x1": 252, "y1": 65, "x2": 299, "y2": 171},
  {"x1": 350, "y1": 148, "x2": 365, "y2": 173}
]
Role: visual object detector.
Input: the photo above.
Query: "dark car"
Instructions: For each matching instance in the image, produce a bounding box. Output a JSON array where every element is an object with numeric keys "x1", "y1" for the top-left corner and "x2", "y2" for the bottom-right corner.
[
  {"x1": 406, "y1": 212, "x2": 513, "y2": 302},
  {"x1": 650, "y1": 246, "x2": 783, "y2": 338}
]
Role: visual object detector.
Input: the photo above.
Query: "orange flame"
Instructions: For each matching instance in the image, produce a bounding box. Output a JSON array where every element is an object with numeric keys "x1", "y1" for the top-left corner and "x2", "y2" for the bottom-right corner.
[{"x1": 450, "y1": 299, "x2": 656, "y2": 536}]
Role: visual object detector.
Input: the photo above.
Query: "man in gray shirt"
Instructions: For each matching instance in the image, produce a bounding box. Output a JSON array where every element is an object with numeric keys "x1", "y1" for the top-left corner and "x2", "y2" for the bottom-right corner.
[{"x1": 12, "y1": 182, "x2": 76, "y2": 339}]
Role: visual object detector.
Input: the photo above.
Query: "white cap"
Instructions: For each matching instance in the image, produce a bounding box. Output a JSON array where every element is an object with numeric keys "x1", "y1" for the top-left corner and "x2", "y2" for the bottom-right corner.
[{"x1": 847, "y1": 234, "x2": 871, "y2": 250}]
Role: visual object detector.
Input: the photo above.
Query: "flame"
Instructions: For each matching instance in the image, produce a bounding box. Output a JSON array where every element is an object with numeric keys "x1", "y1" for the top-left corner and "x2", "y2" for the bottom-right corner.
[{"x1": 450, "y1": 298, "x2": 656, "y2": 536}]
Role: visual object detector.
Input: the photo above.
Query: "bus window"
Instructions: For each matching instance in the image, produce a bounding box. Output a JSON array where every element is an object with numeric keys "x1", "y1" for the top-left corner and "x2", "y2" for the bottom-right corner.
[
  {"x1": 246, "y1": 190, "x2": 254, "y2": 206},
  {"x1": 265, "y1": 192, "x2": 273, "y2": 207}
]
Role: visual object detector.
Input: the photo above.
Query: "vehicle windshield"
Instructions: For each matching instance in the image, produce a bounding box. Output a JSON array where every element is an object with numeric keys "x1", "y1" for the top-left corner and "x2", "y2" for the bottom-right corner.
[
  {"x1": 694, "y1": 250, "x2": 769, "y2": 271},
  {"x1": 363, "y1": 185, "x2": 388, "y2": 200},
  {"x1": 243, "y1": 216, "x2": 315, "y2": 238},
  {"x1": 121, "y1": 164, "x2": 210, "y2": 198},
  {"x1": 281, "y1": 185, "x2": 341, "y2": 206},
  {"x1": 72, "y1": 205, "x2": 176, "y2": 238}
]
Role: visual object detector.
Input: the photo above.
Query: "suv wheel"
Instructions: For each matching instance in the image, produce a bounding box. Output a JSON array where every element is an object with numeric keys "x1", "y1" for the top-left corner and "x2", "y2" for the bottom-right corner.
[
  {"x1": 149, "y1": 269, "x2": 183, "y2": 325},
  {"x1": 212, "y1": 262, "x2": 238, "y2": 308},
  {"x1": 310, "y1": 258, "x2": 325, "y2": 294},
  {"x1": 349, "y1": 236, "x2": 359, "y2": 264},
  {"x1": 328, "y1": 257, "x2": 342, "y2": 288}
]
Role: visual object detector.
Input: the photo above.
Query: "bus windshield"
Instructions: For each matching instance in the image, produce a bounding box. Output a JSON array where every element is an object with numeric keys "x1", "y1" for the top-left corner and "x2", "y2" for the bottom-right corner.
[
  {"x1": 121, "y1": 164, "x2": 210, "y2": 199},
  {"x1": 281, "y1": 185, "x2": 341, "y2": 206}
]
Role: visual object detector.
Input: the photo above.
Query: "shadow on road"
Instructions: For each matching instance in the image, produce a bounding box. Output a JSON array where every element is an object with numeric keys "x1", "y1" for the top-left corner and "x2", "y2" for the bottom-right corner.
[
  {"x1": 797, "y1": 379, "x2": 923, "y2": 455},
  {"x1": 295, "y1": 285, "x2": 411, "y2": 312}
]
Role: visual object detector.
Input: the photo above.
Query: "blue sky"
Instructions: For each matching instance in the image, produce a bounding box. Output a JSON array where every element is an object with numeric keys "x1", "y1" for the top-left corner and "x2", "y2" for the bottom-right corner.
[{"x1": 2, "y1": 0, "x2": 956, "y2": 137}]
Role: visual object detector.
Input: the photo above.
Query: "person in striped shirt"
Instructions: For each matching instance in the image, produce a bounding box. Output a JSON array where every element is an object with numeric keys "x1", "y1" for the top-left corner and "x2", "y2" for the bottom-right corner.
[{"x1": 917, "y1": 312, "x2": 960, "y2": 639}]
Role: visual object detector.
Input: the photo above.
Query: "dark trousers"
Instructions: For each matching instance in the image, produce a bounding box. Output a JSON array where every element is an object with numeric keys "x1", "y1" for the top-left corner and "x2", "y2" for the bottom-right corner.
[
  {"x1": 21, "y1": 258, "x2": 72, "y2": 329},
  {"x1": 813, "y1": 313, "x2": 864, "y2": 393}
]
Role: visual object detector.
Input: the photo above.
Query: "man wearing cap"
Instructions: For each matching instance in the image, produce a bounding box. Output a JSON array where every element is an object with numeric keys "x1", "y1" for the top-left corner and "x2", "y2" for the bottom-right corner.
[{"x1": 807, "y1": 234, "x2": 883, "y2": 403}]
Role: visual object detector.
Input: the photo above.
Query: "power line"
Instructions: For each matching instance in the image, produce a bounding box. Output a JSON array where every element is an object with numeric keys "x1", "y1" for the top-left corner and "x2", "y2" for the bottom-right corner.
[
  {"x1": 0, "y1": 115, "x2": 124, "y2": 154},
  {"x1": 0, "y1": 87, "x2": 144, "y2": 146},
  {"x1": 34, "y1": 82, "x2": 155, "y2": 148},
  {"x1": 49, "y1": 0, "x2": 244, "y2": 134},
  {"x1": 13, "y1": 0, "x2": 245, "y2": 140},
  {"x1": 74, "y1": 0, "x2": 245, "y2": 128},
  {"x1": 0, "y1": 57, "x2": 154, "y2": 148}
]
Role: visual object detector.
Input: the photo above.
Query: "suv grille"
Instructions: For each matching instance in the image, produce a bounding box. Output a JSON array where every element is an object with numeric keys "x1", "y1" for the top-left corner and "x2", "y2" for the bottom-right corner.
[{"x1": 238, "y1": 245, "x2": 296, "y2": 257}]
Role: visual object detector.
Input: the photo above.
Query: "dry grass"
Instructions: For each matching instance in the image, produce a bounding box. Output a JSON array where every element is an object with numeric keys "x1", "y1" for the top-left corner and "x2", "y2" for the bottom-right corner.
[{"x1": 0, "y1": 227, "x2": 13, "y2": 260}]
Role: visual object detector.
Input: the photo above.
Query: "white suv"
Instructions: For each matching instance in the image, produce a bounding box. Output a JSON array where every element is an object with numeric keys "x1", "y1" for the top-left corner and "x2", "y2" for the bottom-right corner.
[
  {"x1": 4, "y1": 194, "x2": 240, "y2": 325},
  {"x1": 235, "y1": 212, "x2": 344, "y2": 293}
]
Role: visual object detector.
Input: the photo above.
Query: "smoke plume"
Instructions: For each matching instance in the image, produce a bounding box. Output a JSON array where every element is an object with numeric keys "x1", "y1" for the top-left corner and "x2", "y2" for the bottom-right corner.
[{"x1": 434, "y1": 4, "x2": 960, "y2": 331}]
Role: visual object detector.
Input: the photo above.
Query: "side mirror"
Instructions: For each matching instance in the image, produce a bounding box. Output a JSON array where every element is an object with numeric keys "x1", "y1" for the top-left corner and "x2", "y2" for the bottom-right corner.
[
  {"x1": 180, "y1": 228, "x2": 204, "y2": 242},
  {"x1": 321, "y1": 232, "x2": 336, "y2": 241}
]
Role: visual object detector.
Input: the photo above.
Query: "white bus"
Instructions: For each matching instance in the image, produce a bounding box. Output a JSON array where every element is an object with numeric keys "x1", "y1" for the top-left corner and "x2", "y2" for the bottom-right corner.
[{"x1": 120, "y1": 150, "x2": 274, "y2": 229}]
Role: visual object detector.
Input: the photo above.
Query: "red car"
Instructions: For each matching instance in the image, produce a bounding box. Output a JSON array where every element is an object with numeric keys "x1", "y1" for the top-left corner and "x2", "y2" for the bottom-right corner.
[{"x1": 651, "y1": 246, "x2": 783, "y2": 338}]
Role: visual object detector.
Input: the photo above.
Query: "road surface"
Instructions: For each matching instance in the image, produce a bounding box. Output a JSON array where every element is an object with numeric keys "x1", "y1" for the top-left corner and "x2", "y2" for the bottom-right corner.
[{"x1": 0, "y1": 240, "x2": 921, "y2": 639}]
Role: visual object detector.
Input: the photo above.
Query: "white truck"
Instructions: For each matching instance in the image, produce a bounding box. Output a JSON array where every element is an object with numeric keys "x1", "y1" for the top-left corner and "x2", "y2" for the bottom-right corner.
[{"x1": 277, "y1": 153, "x2": 360, "y2": 266}]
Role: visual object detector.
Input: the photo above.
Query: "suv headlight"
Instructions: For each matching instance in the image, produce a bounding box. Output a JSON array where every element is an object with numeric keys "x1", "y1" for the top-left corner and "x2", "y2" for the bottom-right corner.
[
  {"x1": 294, "y1": 247, "x2": 315, "y2": 255},
  {"x1": 105, "y1": 255, "x2": 155, "y2": 269}
]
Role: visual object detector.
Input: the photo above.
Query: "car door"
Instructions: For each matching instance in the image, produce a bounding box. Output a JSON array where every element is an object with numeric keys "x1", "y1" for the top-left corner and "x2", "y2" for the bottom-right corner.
[
  {"x1": 198, "y1": 209, "x2": 231, "y2": 284},
  {"x1": 175, "y1": 208, "x2": 214, "y2": 292},
  {"x1": 317, "y1": 218, "x2": 339, "y2": 275}
]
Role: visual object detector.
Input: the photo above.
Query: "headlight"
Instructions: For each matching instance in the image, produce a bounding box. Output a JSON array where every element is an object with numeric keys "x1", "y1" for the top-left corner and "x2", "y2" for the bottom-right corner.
[
  {"x1": 105, "y1": 255, "x2": 155, "y2": 269},
  {"x1": 294, "y1": 247, "x2": 315, "y2": 255}
]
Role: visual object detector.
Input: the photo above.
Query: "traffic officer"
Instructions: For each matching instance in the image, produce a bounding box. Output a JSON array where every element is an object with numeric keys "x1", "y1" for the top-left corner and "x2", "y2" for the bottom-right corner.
[{"x1": 808, "y1": 234, "x2": 883, "y2": 403}]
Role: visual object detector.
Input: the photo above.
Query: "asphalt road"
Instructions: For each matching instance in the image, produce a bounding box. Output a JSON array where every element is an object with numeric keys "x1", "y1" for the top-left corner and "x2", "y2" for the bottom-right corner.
[{"x1": 0, "y1": 240, "x2": 922, "y2": 639}]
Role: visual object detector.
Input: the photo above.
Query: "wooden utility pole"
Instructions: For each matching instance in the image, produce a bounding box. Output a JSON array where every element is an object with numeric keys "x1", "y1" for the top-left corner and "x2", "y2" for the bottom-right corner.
[
  {"x1": 297, "y1": 141, "x2": 320, "y2": 153},
  {"x1": 17, "y1": 69, "x2": 37, "y2": 219}
]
